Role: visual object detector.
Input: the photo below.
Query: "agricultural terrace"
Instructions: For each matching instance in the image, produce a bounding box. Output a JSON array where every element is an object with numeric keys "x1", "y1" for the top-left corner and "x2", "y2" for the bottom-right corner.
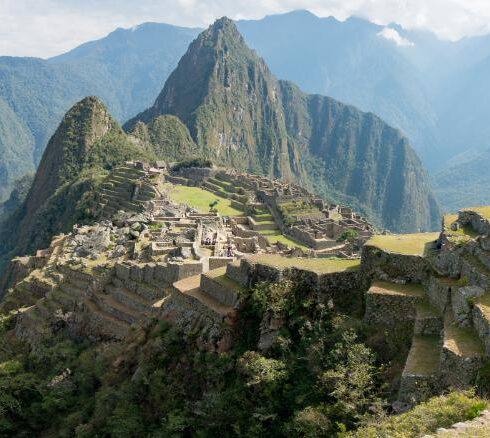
[
  {"x1": 166, "y1": 185, "x2": 244, "y2": 217},
  {"x1": 257, "y1": 229, "x2": 308, "y2": 250},
  {"x1": 366, "y1": 233, "x2": 440, "y2": 256},
  {"x1": 249, "y1": 254, "x2": 360, "y2": 273}
]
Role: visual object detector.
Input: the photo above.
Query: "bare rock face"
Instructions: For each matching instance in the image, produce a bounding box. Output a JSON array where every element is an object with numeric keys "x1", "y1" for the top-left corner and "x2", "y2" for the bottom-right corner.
[{"x1": 257, "y1": 311, "x2": 284, "y2": 352}]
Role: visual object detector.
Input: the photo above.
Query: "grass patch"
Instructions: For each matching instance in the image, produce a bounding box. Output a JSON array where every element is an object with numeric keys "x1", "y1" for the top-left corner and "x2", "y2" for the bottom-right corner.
[
  {"x1": 369, "y1": 281, "x2": 425, "y2": 298},
  {"x1": 366, "y1": 233, "x2": 440, "y2": 256},
  {"x1": 257, "y1": 229, "x2": 308, "y2": 250},
  {"x1": 351, "y1": 391, "x2": 487, "y2": 437},
  {"x1": 443, "y1": 213, "x2": 479, "y2": 240},
  {"x1": 166, "y1": 185, "x2": 244, "y2": 216},
  {"x1": 444, "y1": 314, "x2": 484, "y2": 357},
  {"x1": 249, "y1": 254, "x2": 360, "y2": 273},
  {"x1": 403, "y1": 335, "x2": 441, "y2": 375}
]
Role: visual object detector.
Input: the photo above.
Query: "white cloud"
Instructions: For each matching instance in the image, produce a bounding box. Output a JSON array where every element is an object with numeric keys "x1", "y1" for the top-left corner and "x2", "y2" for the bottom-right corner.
[
  {"x1": 377, "y1": 27, "x2": 414, "y2": 47},
  {"x1": 1, "y1": 0, "x2": 490, "y2": 57}
]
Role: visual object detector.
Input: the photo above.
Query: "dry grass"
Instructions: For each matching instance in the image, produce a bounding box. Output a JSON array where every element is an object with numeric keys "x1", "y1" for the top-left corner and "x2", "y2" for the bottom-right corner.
[
  {"x1": 366, "y1": 233, "x2": 440, "y2": 256},
  {"x1": 444, "y1": 314, "x2": 484, "y2": 357},
  {"x1": 404, "y1": 335, "x2": 441, "y2": 375},
  {"x1": 369, "y1": 281, "x2": 425, "y2": 298},
  {"x1": 249, "y1": 254, "x2": 360, "y2": 273}
]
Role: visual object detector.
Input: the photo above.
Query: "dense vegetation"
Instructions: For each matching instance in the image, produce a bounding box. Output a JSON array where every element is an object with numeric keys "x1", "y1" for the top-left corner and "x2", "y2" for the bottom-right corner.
[
  {"x1": 127, "y1": 18, "x2": 440, "y2": 232},
  {"x1": 171, "y1": 157, "x2": 213, "y2": 171},
  {"x1": 0, "y1": 278, "x2": 486, "y2": 436},
  {"x1": 130, "y1": 116, "x2": 200, "y2": 162}
]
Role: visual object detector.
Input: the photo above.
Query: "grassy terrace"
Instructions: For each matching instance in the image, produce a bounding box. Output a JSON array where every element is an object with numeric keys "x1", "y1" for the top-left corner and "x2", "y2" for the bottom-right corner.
[
  {"x1": 166, "y1": 185, "x2": 244, "y2": 216},
  {"x1": 249, "y1": 254, "x2": 360, "y2": 273},
  {"x1": 369, "y1": 281, "x2": 425, "y2": 298},
  {"x1": 444, "y1": 314, "x2": 484, "y2": 357},
  {"x1": 258, "y1": 229, "x2": 308, "y2": 250},
  {"x1": 366, "y1": 232, "x2": 440, "y2": 256},
  {"x1": 404, "y1": 335, "x2": 441, "y2": 375}
]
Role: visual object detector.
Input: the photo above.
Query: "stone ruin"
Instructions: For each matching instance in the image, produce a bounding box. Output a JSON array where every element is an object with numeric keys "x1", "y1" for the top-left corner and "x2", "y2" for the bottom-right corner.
[
  {"x1": 167, "y1": 166, "x2": 375, "y2": 257},
  {"x1": 5, "y1": 160, "x2": 490, "y2": 412}
]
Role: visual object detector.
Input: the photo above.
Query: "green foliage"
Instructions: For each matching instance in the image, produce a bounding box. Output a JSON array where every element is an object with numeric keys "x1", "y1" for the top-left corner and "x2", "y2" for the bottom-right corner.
[
  {"x1": 171, "y1": 157, "x2": 213, "y2": 171},
  {"x1": 237, "y1": 351, "x2": 287, "y2": 388},
  {"x1": 457, "y1": 276, "x2": 469, "y2": 287},
  {"x1": 209, "y1": 199, "x2": 220, "y2": 212},
  {"x1": 337, "y1": 229, "x2": 359, "y2": 242},
  {"x1": 351, "y1": 391, "x2": 487, "y2": 437}
]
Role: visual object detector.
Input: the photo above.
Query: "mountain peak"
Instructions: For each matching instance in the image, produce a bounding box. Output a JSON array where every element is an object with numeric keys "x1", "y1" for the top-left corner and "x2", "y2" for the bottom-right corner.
[
  {"x1": 24, "y1": 96, "x2": 113, "y2": 216},
  {"x1": 197, "y1": 16, "x2": 245, "y2": 48}
]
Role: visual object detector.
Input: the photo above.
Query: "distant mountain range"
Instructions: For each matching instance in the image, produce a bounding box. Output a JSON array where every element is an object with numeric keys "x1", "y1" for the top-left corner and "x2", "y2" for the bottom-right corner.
[
  {"x1": 0, "y1": 10, "x2": 489, "y2": 211},
  {"x1": 0, "y1": 18, "x2": 440, "y2": 272},
  {"x1": 126, "y1": 17, "x2": 440, "y2": 232}
]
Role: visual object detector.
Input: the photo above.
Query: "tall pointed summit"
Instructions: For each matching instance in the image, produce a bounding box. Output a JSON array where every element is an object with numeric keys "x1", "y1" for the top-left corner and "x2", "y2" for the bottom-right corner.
[
  {"x1": 126, "y1": 18, "x2": 440, "y2": 232},
  {"x1": 126, "y1": 17, "x2": 294, "y2": 180},
  {"x1": 25, "y1": 96, "x2": 113, "y2": 217}
]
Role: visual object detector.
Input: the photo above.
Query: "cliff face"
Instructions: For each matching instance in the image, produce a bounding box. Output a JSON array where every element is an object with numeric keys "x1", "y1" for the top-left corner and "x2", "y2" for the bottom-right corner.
[{"x1": 127, "y1": 18, "x2": 440, "y2": 232}]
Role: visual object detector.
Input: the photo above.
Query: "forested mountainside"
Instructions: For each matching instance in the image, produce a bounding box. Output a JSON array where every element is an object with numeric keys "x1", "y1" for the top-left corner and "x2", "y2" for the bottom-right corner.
[
  {"x1": 0, "y1": 24, "x2": 199, "y2": 201},
  {"x1": 1, "y1": 11, "x2": 490, "y2": 211},
  {"x1": 0, "y1": 97, "x2": 154, "y2": 273},
  {"x1": 127, "y1": 18, "x2": 440, "y2": 232},
  {"x1": 433, "y1": 148, "x2": 490, "y2": 212}
]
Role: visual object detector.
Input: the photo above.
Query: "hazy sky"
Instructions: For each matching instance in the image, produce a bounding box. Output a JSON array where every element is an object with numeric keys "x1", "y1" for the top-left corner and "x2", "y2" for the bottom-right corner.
[{"x1": 2, "y1": 0, "x2": 490, "y2": 58}]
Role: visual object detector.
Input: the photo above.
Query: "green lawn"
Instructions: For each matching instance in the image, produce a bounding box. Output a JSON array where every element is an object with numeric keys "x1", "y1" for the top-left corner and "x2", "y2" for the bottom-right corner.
[
  {"x1": 249, "y1": 254, "x2": 360, "y2": 273},
  {"x1": 369, "y1": 281, "x2": 425, "y2": 298},
  {"x1": 366, "y1": 233, "x2": 440, "y2": 256},
  {"x1": 444, "y1": 313, "x2": 484, "y2": 357},
  {"x1": 166, "y1": 185, "x2": 244, "y2": 216},
  {"x1": 443, "y1": 213, "x2": 479, "y2": 239}
]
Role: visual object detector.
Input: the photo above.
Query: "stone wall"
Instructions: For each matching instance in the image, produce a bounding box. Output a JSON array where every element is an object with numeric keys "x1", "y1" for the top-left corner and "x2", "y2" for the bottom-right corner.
[
  {"x1": 361, "y1": 245, "x2": 432, "y2": 282},
  {"x1": 364, "y1": 291, "x2": 421, "y2": 325},
  {"x1": 458, "y1": 210, "x2": 490, "y2": 235},
  {"x1": 439, "y1": 346, "x2": 483, "y2": 389},
  {"x1": 114, "y1": 260, "x2": 203, "y2": 288},
  {"x1": 425, "y1": 276, "x2": 452, "y2": 314}
]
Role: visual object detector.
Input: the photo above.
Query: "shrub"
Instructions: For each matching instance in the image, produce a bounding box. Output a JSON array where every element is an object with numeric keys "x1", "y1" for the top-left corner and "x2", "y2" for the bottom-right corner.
[
  {"x1": 350, "y1": 391, "x2": 487, "y2": 437},
  {"x1": 171, "y1": 158, "x2": 213, "y2": 172},
  {"x1": 337, "y1": 230, "x2": 359, "y2": 242}
]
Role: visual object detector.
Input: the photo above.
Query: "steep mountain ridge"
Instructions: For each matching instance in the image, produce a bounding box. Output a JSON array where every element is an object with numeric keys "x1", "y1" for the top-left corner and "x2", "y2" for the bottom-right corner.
[
  {"x1": 0, "y1": 97, "x2": 153, "y2": 275},
  {"x1": 0, "y1": 24, "x2": 199, "y2": 201},
  {"x1": 1, "y1": 11, "x2": 490, "y2": 211},
  {"x1": 127, "y1": 17, "x2": 439, "y2": 232}
]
